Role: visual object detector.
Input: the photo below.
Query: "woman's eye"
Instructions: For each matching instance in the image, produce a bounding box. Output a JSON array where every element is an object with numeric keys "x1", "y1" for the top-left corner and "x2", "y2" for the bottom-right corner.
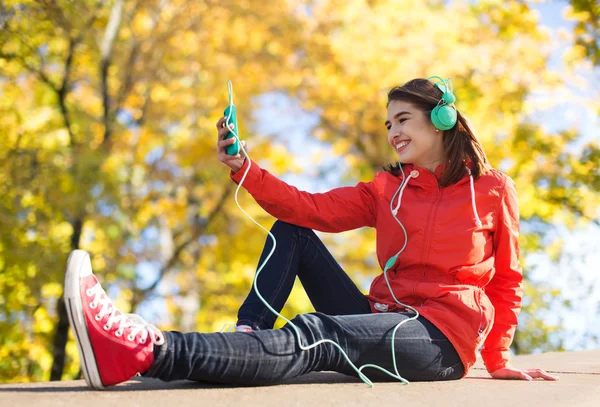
[
  {"x1": 399, "y1": 118, "x2": 407, "y2": 123},
  {"x1": 386, "y1": 126, "x2": 391, "y2": 130}
]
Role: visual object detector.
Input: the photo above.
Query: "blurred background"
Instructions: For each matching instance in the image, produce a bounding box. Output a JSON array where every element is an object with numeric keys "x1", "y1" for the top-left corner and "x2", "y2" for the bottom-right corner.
[{"x1": 0, "y1": 0, "x2": 598, "y2": 383}]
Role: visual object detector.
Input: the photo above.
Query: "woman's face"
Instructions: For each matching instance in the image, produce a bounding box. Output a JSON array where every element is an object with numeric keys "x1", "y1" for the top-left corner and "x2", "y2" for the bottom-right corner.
[{"x1": 386, "y1": 100, "x2": 446, "y2": 172}]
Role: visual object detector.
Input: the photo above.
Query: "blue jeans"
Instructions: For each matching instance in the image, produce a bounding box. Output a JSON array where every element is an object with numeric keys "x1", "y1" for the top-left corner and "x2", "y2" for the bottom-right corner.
[
  {"x1": 237, "y1": 220, "x2": 372, "y2": 329},
  {"x1": 145, "y1": 222, "x2": 464, "y2": 383}
]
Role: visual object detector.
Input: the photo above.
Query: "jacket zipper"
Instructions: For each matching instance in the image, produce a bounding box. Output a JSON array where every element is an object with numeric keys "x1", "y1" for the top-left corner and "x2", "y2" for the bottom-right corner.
[{"x1": 413, "y1": 187, "x2": 443, "y2": 300}]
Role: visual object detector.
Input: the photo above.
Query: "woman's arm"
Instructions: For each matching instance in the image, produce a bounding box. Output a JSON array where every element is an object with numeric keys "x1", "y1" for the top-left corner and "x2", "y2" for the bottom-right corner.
[
  {"x1": 482, "y1": 176, "x2": 557, "y2": 381},
  {"x1": 229, "y1": 158, "x2": 378, "y2": 232},
  {"x1": 216, "y1": 116, "x2": 378, "y2": 232},
  {"x1": 480, "y1": 176, "x2": 523, "y2": 373}
]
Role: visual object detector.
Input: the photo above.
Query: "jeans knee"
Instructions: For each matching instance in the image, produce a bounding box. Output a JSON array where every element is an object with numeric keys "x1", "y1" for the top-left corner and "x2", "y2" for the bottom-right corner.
[
  {"x1": 285, "y1": 313, "x2": 331, "y2": 340},
  {"x1": 287, "y1": 313, "x2": 312, "y2": 330}
]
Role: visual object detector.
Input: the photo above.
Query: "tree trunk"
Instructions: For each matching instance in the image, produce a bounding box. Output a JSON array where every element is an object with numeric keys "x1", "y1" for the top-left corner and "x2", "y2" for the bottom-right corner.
[
  {"x1": 49, "y1": 217, "x2": 83, "y2": 381},
  {"x1": 49, "y1": 296, "x2": 70, "y2": 381}
]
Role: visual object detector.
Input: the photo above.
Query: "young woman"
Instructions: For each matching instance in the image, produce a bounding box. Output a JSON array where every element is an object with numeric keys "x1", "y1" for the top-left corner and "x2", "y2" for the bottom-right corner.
[{"x1": 65, "y1": 78, "x2": 557, "y2": 389}]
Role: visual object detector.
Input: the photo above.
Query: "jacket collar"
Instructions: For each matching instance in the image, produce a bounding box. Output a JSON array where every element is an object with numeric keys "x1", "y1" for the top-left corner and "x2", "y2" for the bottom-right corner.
[{"x1": 397, "y1": 160, "x2": 474, "y2": 188}]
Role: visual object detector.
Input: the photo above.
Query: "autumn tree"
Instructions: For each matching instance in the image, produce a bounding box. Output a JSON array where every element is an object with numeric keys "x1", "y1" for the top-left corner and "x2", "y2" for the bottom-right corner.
[
  {"x1": 567, "y1": 0, "x2": 600, "y2": 65},
  {"x1": 0, "y1": 0, "x2": 309, "y2": 382},
  {"x1": 1, "y1": 0, "x2": 598, "y2": 383}
]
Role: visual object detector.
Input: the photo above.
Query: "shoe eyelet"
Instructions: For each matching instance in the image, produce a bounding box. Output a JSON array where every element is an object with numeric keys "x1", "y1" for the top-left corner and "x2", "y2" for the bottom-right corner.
[
  {"x1": 95, "y1": 314, "x2": 102, "y2": 321},
  {"x1": 89, "y1": 302, "x2": 97, "y2": 309},
  {"x1": 103, "y1": 324, "x2": 111, "y2": 331},
  {"x1": 140, "y1": 337, "x2": 146, "y2": 344},
  {"x1": 115, "y1": 330, "x2": 123, "y2": 337},
  {"x1": 127, "y1": 334, "x2": 135, "y2": 341},
  {"x1": 86, "y1": 289, "x2": 93, "y2": 296}
]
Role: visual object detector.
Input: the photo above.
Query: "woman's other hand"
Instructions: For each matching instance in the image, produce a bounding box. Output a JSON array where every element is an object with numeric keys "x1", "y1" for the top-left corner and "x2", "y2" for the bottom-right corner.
[{"x1": 490, "y1": 366, "x2": 559, "y2": 381}]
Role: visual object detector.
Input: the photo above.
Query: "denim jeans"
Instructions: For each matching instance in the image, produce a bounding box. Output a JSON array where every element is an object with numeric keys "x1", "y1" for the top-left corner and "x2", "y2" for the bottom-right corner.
[
  {"x1": 237, "y1": 220, "x2": 372, "y2": 329},
  {"x1": 145, "y1": 221, "x2": 464, "y2": 384}
]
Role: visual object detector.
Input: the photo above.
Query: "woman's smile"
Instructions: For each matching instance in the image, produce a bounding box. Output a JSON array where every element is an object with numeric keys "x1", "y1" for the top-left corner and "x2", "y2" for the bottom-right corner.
[{"x1": 395, "y1": 139, "x2": 411, "y2": 153}]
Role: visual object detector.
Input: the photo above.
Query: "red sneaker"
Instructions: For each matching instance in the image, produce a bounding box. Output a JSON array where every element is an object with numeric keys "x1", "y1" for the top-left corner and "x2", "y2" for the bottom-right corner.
[
  {"x1": 220, "y1": 323, "x2": 254, "y2": 333},
  {"x1": 235, "y1": 324, "x2": 254, "y2": 332},
  {"x1": 64, "y1": 250, "x2": 165, "y2": 389}
]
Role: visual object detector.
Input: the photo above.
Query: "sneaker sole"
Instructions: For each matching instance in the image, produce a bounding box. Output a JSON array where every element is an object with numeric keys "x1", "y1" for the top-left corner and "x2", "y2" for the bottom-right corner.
[{"x1": 64, "y1": 250, "x2": 105, "y2": 390}]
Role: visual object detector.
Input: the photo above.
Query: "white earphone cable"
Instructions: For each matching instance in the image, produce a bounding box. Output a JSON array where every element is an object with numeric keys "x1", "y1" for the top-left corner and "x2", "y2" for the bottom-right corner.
[{"x1": 224, "y1": 81, "x2": 419, "y2": 387}]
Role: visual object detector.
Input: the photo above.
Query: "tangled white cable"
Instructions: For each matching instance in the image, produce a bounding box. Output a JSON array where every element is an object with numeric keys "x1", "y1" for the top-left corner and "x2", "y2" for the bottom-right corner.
[{"x1": 224, "y1": 80, "x2": 420, "y2": 387}]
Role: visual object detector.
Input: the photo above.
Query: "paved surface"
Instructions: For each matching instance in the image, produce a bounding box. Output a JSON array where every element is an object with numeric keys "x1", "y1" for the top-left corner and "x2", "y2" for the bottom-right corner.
[{"x1": 1, "y1": 350, "x2": 598, "y2": 407}]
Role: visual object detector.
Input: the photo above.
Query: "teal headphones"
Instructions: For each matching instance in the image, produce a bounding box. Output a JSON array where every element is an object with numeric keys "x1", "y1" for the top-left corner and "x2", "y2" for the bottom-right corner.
[{"x1": 428, "y1": 76, "x2": 457, "y2": 131}]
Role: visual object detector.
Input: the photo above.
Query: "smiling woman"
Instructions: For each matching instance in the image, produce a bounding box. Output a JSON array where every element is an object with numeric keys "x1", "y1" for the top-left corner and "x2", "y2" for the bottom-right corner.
[
  {"x1": 386, "y1": 102, "x2": 447, "y2": 171},
  {"x1": 384, "y1": 78, "x2": 489, "y2": 187},
  {"x1": 63, "y1": 76, "x2": 558, "y2": 390}
]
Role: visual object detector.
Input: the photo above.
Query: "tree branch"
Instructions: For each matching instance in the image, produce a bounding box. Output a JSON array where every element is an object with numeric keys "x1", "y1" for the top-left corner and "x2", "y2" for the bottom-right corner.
[
  {"x1": 100, "y1": 0, "x2": 124, "y2": 148},
  {"x1": 0, "y1": 52, "x2": 58, "y2": 91},
  {"x1": 143, "y1": 184, "x2": 235, "y2": 295},
  {"x1": 136, "y1": 89, "x2": 151, "y2": 126},
  {"x1": 114, "y1": 41, "x2": 140, "y2": 112},
  {"x1": 0, "y1": 130, "x2": 24, "y2": 165},
  {"x1": 0, "y1": 44, "x2": 78, "y2": 147},
  {"x1": 57, "y1": 37, "x2": 77, "y2": 147},
  {"x1": 41, "y1": 0, "x2": 71, "y2": 32}
]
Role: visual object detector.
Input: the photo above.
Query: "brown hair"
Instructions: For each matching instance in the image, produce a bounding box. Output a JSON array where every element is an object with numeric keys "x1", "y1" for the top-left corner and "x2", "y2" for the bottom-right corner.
[{"x1": 385, "y1": 78, "x2": 489, "y2": 187}]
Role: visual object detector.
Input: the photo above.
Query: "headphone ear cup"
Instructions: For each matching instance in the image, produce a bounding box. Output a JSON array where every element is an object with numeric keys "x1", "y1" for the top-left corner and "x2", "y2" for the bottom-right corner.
[{"x1": 431, "y1": 104, "x2": 457, "y2": 131}]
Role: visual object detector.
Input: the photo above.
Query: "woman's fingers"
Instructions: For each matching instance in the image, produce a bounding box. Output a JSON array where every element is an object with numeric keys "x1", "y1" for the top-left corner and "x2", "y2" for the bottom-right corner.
[
  {"x1": 218, "y1": 137, "x2": 237, "y2": 149},
  {"x1": 526, "y1": 368, "x2": 559, "y2": 381},
  {"x1": 216, "y1": 117, "x2": 238, "y2": 155},
  {"x1": 491, "y1": 366, "x2": 559, "y2": 381},
  {"x1": 216, "y1": 117, "x2": 235, "y2": 138},
  {"x1": 215, "y1": 117, "x2": 245, "y2": 171},
  {"x1": 217, "y1": 124, "x2": 234, "y2": 140},
  {"x1": 520, "y1": 371, "x2": 533, "y2": 381},
  {"x1": 216, "y1": 116, "x2": 226, "y2": 129},
  {"x1": 217, "y1": 137, "x2": 243, "y2": 161}
]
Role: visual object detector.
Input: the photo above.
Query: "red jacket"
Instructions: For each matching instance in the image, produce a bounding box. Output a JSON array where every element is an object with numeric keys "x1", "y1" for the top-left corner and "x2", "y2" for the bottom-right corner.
[{"x1": 231, "y1": 159, "x2": 523, "y2": 375}]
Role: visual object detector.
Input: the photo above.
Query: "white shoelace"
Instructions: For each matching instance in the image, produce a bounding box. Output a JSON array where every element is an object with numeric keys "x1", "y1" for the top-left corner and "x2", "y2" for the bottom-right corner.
[{"x1": 86, "y1": 283, "x2": 165, "y2": 346}]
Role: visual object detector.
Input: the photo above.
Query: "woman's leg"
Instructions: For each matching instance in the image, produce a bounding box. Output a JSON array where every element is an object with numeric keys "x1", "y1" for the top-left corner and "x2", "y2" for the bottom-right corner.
[
  {"x1": 147, "y1": 312, "x2": 464, "y2": 384},
  {"x1": 237, "y1": 221, "x2": 371, "y2": 330},
  {"x1": 65, "y1": 250, "x2": 461, "y2": 389}
]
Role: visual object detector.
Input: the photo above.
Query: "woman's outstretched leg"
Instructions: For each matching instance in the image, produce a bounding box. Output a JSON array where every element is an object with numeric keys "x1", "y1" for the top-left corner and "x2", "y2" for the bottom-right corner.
[
  {"x1": 237, "y1": 220, "x2": 371, "y2": 330},
  {"x1": 65, "y1": 251, "x2": 463, "y2": 389},
  {"x1": 148, "y1": 312, "x2": 464, "y2": 385}
]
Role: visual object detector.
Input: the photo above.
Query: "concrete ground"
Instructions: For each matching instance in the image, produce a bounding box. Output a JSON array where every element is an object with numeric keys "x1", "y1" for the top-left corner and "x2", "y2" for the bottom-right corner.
[{"x1": 1, "y1": 350, "x2": 598, "y2": 407}]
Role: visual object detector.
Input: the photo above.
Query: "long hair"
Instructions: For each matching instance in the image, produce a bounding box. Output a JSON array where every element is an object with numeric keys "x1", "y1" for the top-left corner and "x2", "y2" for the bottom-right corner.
[{"x1": 385, "y1": 78, "x2": 489, "y2": 187}]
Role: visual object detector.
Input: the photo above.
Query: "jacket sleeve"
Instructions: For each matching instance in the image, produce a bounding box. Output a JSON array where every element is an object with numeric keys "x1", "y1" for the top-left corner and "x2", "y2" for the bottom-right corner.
[
  {"x1": 229, "y1": 159, "x2": 379, "y2": 232},
  {"x1": 481, "y1": 176, "x2": 524, "y2": 373}
]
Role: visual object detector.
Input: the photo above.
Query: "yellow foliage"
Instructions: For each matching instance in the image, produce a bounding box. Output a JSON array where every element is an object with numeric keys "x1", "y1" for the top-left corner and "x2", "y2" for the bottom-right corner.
[{"x1": 0, "y1": 0, "x2": 598, "y2": 384}]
